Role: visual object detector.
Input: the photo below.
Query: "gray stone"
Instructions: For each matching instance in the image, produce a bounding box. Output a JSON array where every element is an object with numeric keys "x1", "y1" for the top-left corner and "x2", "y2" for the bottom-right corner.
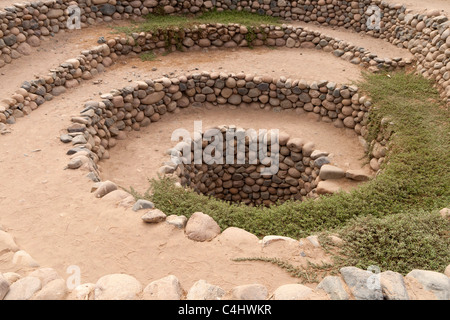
[
  {"x1": 317, "y1": 276, "x2": 349, "y2": 300},
  {"x1": 67, "y1": 157, "x2": 83, "y2": 169},
  {"x1": 406, "y1": 270, "x2": 450, "y2": 300},
  {"x1": 319, "y1": 165, "x2": 345, "y2": 180},
  {"x1": 228, "y1": 94, "x2": 242, "y2": 105},
  {"x1": 4, "y1": 34, "x2": 17, "y2": 46},
  {"x1": 99, "y1": 4, "x2": 116, "y2": 15},
  {"x1": 72, "y1": 135, "x2": 87, "y2": 145},
  {"x1": 141, "y1": 209, "x2": 167, "y2": 223},
  {"x1": 187, "y1": 280, "x2": 225, "y2": 300},
  {"x1": 166, "y1": 215, "x2": 188, "y2": 228},
  {"x1": 346, "y1": 169, "x2": 370, "y2": 181},
  {"x1": 380, "y1": 271, "x2": 410, "y2": 300},
  {"x1": 132, "y1": 199, "x2": 155, "y2": 211},
  {"x1": 60, "y1": 134, "x2": 73, "y2": 143},
  {"x1": 314, "y1": 156, "x2": 330, "y2": 168},
  {"x1": 340, "y1": 267, "x2": 383, "y2": 300},
  {"x1": 311, "y1": 150, "x2": 329, "y2": 160},
  {"x1": 52, "y1": 86, "x2": 66, "y2": 96},
  {"x1": 93, "y1": 181, "x2": 118, "y2": 198}
]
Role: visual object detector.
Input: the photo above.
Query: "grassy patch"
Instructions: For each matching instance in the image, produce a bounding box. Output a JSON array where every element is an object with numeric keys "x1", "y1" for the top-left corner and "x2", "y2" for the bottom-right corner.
[
  {"x1": 330, "y1": 211, "x2": 450, "y2": 274},
  {"x1": 132, "y1": 71, "x2": 449, "y2": 273},
  {"x1": 113, "y1": 10, "x2": 281, "y2": 35},
  {"x1": 139, "y1": 51, "x2": 157, "y2": 61}
]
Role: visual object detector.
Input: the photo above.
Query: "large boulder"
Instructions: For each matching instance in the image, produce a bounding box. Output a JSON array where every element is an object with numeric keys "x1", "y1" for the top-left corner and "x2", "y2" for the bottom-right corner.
[
  {"x1": 185, "y1": 212, "x2": 221, "y2": 242},
  {"x1": 33, "y1": 279, "x2": 67, "y2": 300},
  {"x1": 319, "y1": 165, "x2": 346, "y2": 180},
  {"x1": 186, "y1": 280, "x2": 225, "y2": 300},
  {"x1": 317, "y1": 276, "x2": 349, "y2": 300},
  {"x1": 217, "y1": 227, "x2": 259, "y2": 249},
  {"x1": 380, "y1": 271, "x2": 409, "y2": 300},
  {"x1": 273, "y1": 284, "x2": 313, "y2": 300},
  {"x1": 340, "y1": 267, "x2": 383, "y2": 300},
  {"x1": 230, "y1": 284, "x2": 268, "y2": 300},
  {"x1": 94, "y1": 274, "x2": 142, "y2": 300},
  {"x1": 406, "y1": 270, "x2": 450, "y2": 300},
  {"x1": 143, "y1": 275, "x2": 183, "y2": 300},
  {"x1": 141, "y1": 209, "x2": 167, "y2": 223}
]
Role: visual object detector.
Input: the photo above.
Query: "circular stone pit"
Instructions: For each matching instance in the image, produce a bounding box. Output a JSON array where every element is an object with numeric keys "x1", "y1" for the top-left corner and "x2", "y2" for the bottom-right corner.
[{"x1": 169, "y1": 125, "x2": 327, "y2": 206}]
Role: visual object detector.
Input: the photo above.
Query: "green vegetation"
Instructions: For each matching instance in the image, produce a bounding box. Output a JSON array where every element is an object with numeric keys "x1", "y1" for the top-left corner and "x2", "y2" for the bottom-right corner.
[
  {"x1": 113, "y1": 10, "x2": 281, "y2": 35},
  {"x1": 128, "y1": 70, "x2": 449, "y2": 274},
  {"x1": 139, "y1": 51, "x2": 157, "y2": 61},
  {"x1": 331, "y1": 211, "x2": 450, "y2": 274}
]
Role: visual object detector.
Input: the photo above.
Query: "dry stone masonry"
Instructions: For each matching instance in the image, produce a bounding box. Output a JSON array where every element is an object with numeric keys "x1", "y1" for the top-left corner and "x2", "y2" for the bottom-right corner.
[
  {"x1": 0, "y1": 19, "x2": 411, "y2": 125},
  {"x1": 61, "y1": 72, "x2": 372, "y2": 185},
  {"x1": 170, "y1": 125, "x2": 337, "y2": 206},
  {"x1": 0, "y1": 0, "x2": 450, "y2": 105}
]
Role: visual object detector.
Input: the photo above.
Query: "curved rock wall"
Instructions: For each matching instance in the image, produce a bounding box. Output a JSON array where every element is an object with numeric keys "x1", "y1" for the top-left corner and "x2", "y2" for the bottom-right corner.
[
  {"x1": 1, "y1": 0, "x2": 450, "y2": 102},
  {"x1": 63, "y1": 70, "x2": 369, "y2": 183},
  {"x1": 2, "y1": 21, "x2": 403, "y2": 125},
  {"x1": 173, "y1": 125, "x2": 326, "y2": 206}
]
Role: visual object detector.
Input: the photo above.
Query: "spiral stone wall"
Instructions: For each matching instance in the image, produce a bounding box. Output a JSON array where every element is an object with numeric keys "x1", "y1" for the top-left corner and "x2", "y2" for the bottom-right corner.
[
  {"x1": 1, "y1": 0, "x2": 450, "y2": 103},
  {"x1": 2, "y1": 21, "x2": 407, "y2": 125},
  {"x1": 63, "y1": 71, "x2": 370, "y2": 182}
]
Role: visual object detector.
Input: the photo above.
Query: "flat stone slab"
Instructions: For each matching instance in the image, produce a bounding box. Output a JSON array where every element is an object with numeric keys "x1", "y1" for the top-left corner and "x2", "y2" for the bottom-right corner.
[{"x1": 319, "y1": 165, "x2": 346, "y2": 180}]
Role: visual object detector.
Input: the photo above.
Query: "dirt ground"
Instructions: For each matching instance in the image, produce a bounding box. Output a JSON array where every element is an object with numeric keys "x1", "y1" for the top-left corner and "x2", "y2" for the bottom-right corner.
[{"x1": 0, "y1": 0, "x2": 440, "y2": 295}]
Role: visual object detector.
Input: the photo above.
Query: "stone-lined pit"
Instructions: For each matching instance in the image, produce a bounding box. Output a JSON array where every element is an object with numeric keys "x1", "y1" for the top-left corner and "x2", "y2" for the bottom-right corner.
[{"x1": 171, "y1": 125, "x2": 328, "y2": 206}]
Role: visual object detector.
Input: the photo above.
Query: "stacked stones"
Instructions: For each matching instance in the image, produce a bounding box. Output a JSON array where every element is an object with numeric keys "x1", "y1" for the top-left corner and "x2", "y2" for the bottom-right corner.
[
  {"x1": 367, "y1": 116, "x2": 394, "y2": 171},
  {"x1": 172, "y1": 125, "x2": 324, "y2": 206},
  {"x1": 62, "y1": 72, "x2": 370, "y2": 179},
  {"x1": 0, "y1": 42, "x2": 115, "y2": 124},
  {"x1": 1, "y1": 0, "x2": 450, "y2": 101},
  {"x1": 1, "y1": 22, "x2": 403, "y2": 125},
  {"x1": 112, "y1": 23, "x2": 412, "y2": 72}
]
